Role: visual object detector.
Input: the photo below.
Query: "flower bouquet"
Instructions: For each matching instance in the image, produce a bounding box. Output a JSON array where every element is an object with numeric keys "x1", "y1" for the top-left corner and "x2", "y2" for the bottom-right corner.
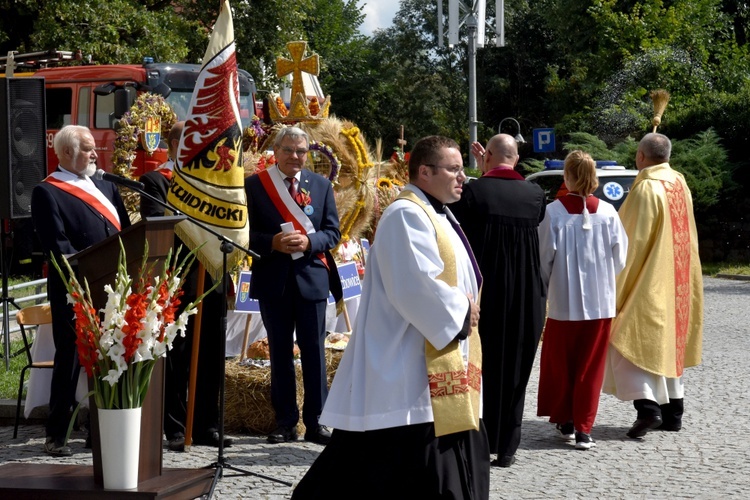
[
  {"x1": 52, "y1": 238, "x2": 214, "y2": 489},
  {"x1": 51, "y1": 239, "x2": 209, "y2": 410}
]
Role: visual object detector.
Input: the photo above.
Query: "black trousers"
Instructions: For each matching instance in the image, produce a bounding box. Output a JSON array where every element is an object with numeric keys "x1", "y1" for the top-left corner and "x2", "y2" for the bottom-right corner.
[
  {"x1": 163, "y1": 281, "x2": 224, "y2": 440},
  {"x1": 634, "y1": 398, "x2": 684, "y2": 422},
  {"x1": 46, "y1": 273, "x2": 82, "y2": 441},
  {"x1": 260, "y1": 273, "x2": 328, "y2": 430}
]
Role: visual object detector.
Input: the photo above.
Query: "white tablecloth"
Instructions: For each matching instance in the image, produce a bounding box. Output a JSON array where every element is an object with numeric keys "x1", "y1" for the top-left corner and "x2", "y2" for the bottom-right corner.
[
  {"x1": 24, "y1": 295, "x2": 362, "y2": 414},
  {"x1": 24, "y1": 323, "x2": 88, "y2": 419},
  {"x1": 225, "y1": 296, "x2": 361, "y2": 358}
]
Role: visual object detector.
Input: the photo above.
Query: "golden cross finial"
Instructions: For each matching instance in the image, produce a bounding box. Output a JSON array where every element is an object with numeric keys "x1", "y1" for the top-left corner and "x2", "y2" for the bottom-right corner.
[{"x1": 276, "y1": 41, "x2": 319, "y2": 100}]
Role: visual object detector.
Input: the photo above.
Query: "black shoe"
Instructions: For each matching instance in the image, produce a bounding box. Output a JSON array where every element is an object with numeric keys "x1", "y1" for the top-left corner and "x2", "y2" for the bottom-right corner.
[
  {"x1": 556, "y1": 422, "x2": 575, "y2": 441},
  {"x1": 304, "y1": 425, "x2": 332, "y2": 445},
  {"x1": 193, "y1": 431, "x2": 233, "y2": 448},
  {"x1": 267, "y1": 426, "x2": 298, "y2": 444},
  {"x1": 656, "y1": 420, "x2": 682, "y2": 432},
  {"x1": 627, "y1": 415, "x2": 663, "y2": 438},
  {"x1": 167, "y1": 434, "x2": 186, "y2": 452},
  {"x1": 44, "y1": 437, "x2": 72, "y2": 457},
  {"x1": 491, "y1": 455, "x2": 516, "y2": 467},
  {"x1": 84, "y1": 435, "x2": 92, "y2": 449},
  {"x1": 574, "y1": 431, "x2": 596, "y2": 450}
]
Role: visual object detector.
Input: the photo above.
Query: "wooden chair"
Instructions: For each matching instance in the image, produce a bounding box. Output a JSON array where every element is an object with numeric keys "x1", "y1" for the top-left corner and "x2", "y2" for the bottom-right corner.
[{"x1": 13, "y1": 303, "x2": 53, "y2": 438}]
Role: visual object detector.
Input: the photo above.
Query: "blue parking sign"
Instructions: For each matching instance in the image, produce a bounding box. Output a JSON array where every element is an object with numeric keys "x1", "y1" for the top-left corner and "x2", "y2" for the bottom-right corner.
[{"x1": 533, "y1": 128, "x2": 555, "y2": 153}]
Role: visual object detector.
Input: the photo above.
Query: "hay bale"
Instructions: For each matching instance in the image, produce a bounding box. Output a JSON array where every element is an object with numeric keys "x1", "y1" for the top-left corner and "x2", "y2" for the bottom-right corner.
[{"x1": 224, "y1": 349, "x2": 344, "y2": 435}]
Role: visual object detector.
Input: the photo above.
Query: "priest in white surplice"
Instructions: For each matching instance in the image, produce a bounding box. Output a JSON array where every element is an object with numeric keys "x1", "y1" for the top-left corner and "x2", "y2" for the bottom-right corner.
[{"x1": 292, "y1": 136, "x2": 490, "y2": 500}]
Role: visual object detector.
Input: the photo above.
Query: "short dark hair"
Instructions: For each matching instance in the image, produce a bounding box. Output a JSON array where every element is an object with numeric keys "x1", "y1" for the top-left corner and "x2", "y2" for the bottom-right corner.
[{"x1": 408, "y1": 136, "x2": 460, "y2": 179}]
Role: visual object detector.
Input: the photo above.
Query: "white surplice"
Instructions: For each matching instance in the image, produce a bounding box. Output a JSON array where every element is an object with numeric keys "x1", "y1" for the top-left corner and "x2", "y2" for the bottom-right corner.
[
  {"x1": 538, "y1": 198, "x2": 628, "y2": 321},
  {"x1": 320, "y1": 185, "x2": 480, "y2": 432}
]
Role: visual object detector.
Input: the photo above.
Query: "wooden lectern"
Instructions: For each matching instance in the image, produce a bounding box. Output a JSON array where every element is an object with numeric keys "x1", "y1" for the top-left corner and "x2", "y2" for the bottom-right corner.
[
  {"x1": 0, "y1": 216, "x2": 214, "y2": 499},
  {"x1": 71, "y1": 216, "x2": 184, "y2": 486}
]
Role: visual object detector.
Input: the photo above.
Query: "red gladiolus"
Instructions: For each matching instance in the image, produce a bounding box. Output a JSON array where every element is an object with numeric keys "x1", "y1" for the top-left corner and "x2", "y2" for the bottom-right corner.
[{"x1": 122, "y1": 292, "x2": 147, "y2": 360}]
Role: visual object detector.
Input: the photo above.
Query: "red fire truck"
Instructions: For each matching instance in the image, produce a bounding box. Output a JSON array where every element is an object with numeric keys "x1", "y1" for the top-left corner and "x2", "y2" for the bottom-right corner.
[
  {"x1": 0, "y1": 50, "x2": 257, "y2": 275},
  {"x1": 2, "y1": 49, "x2": 257, "y2": 177}
]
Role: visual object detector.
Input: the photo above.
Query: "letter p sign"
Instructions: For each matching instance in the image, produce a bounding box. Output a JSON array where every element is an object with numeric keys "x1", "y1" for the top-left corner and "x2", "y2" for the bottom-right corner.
[{"x1": 533, "y1": 128, "x2": 556, "y2": 153}]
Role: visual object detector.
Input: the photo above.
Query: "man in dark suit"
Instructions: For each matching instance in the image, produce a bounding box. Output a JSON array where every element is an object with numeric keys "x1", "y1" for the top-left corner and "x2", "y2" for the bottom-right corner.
[
  {"x1": 139, "y1": 121, "x2": 230, "y2": 451},
  {"x1": 245, "y1": 126, "x2": 341, "y2": 445},
  {"x1": 31, "y1": 125, "x2": 131, "y2": 456}
]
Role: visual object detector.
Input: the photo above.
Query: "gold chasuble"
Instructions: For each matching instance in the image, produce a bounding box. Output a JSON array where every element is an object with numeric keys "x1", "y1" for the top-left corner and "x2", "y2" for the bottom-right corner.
[
  {"x1": 397, "y1": 190, "x2": 482, "y2": 437},
  {"x1": 610, "y1": 163, "x2": 703, "y2": 378}
]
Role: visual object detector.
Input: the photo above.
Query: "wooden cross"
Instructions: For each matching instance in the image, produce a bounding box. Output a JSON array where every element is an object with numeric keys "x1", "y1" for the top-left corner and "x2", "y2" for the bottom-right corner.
[
  {"x1": 397, "y1": 125, "x2": 407, "y2": 151},
  {"x1": 276, "y1": 41, "x2": 319, "y2": 100}
]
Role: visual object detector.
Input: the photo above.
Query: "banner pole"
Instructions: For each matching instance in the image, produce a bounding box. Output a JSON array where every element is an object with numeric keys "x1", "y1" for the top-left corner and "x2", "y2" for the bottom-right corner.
[{"x1": 185, "y1": 262, "x2": 206, "y2": 448}]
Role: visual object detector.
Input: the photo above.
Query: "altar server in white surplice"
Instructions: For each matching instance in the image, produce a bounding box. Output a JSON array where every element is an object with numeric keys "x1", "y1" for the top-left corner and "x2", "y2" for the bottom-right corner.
[{"x1": 292, "y1": 135, "x2": 490, "y2": 500}]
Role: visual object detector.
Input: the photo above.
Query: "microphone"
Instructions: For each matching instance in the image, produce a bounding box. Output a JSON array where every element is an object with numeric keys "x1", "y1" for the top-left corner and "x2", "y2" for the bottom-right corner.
[{"x1": 94, "y1": 169, "x2": 145, "y2": 191}]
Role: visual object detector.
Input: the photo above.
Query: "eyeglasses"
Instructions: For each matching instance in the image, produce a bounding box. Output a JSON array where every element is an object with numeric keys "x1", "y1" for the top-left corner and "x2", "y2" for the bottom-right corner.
[
  {"x1": 425, "y1": 164, "x2": 466, "y2": 176},
  {"x1": 279, "y1": 146, "x2": 309, "y2": 156}
]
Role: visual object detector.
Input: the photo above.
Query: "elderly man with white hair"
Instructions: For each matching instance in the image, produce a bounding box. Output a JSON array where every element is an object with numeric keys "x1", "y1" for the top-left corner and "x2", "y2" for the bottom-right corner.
[{"x1": 31, "y1": 125, "x2": 130, "y2": 456}]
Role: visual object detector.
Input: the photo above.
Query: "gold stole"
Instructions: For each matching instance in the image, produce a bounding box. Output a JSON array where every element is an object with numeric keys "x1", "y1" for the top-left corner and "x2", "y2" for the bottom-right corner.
[{"x1": 397, "y1": 190, "x2": 482, "y2": 436}]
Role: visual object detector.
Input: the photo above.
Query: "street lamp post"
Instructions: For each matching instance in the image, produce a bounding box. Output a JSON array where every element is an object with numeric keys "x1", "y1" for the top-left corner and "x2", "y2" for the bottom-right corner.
[
  {"x1": 467, "y1": 14, "x2": 478, "y2": 169},
  {"x1": 498, "y1": 117, "x2": 525, "y2": 143}
]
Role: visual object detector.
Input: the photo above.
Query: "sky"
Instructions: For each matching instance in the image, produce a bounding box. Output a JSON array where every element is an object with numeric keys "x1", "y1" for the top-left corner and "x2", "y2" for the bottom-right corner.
[{"x1": 356, "y1": 0, "x2": 400, "y2": 36}]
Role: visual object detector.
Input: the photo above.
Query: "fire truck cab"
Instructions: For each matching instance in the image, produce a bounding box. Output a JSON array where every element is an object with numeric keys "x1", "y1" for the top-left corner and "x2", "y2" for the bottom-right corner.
[
  {"x1": 0, "y1": 50, "x2": 257, "y2": 276},
  {"x1": 2, "y1": 50, "x2": 257, "y2": 177}
]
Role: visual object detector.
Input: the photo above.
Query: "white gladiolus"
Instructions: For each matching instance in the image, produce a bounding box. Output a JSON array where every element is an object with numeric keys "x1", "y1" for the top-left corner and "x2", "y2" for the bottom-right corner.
[{"x1": 52, "y1": 239, "x2": 206, "y2": 408}]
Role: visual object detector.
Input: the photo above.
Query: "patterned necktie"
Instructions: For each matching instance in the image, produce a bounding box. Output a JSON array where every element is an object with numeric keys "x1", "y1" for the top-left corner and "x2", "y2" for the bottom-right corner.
[{"x1": 287, "y1": 177, "x2": 298, "y2": 199}]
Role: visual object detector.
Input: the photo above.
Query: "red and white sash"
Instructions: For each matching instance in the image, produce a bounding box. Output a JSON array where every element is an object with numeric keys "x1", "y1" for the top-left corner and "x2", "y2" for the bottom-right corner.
[
  {"x1": 45, "y1": 170, "x2": 121, "y2": 231},
  {"x1": 258, "y1": 166, "x2": 316, "y2": 236},
  {"x1": 258, "y1": 166, "x2": 332, "y2": 269}
]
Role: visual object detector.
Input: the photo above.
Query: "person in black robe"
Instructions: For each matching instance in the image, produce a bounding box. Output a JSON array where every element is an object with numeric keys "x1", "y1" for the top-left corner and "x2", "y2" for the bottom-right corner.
[{"x1": 450, "y1": 133, "x2": 546, "y2": 467}]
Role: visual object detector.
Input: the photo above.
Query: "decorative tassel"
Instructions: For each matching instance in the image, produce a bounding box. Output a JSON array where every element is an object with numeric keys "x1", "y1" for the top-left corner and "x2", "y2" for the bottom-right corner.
[
  {"x1": 580, "y1": 194, "x2": 592, "y2": 230},
  {"x1": 582, "y1": 206, "x2": 592, "y2": 230}
]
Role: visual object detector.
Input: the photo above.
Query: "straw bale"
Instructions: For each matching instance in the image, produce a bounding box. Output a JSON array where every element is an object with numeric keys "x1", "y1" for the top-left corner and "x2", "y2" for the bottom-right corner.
[{"x1": 224, "y1": 349, "x2": 344, "y2": 435}]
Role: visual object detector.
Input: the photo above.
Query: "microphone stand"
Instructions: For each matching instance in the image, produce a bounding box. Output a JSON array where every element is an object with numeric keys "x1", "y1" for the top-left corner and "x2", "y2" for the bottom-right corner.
[{"x1": 121, "y1": 185, "x2": 291, "y2": 493}]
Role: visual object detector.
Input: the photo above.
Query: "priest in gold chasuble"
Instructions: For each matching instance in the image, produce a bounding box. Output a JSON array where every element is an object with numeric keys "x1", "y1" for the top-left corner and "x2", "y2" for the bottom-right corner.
[{"x1": 603, "y1": 133, "x2": 703, "y2": 439}]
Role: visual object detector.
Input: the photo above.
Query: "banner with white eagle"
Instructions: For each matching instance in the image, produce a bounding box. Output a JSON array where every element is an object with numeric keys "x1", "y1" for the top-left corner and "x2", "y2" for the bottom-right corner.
[{"x1": 167, "y1": 0, "x2": 248, "y2": 279}]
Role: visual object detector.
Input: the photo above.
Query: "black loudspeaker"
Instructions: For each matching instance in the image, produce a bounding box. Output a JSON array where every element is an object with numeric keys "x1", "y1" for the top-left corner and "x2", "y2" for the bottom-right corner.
[{"x1": 0, "y1": 77, "x2": 47, "y2": 219}]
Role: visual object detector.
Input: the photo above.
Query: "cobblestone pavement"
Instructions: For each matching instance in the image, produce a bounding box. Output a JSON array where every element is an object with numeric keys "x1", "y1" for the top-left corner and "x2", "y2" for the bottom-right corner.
[{"x1": 2, "y1": 277, "x2": 748, "y2": 499}]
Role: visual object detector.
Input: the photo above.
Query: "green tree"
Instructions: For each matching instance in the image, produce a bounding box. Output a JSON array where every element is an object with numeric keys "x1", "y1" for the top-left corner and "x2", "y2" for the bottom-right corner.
[
  {"x1": 4, "y1": 0, "x2": 202, "y2": 64},
  {"x1": 336, "y1": 0, "x2": 471, "y2": 157},
  {"x1": 301, "y1": 0, "x2": 370, "y2": 125},
  {"x1": 173, "y1": 0, "x2": 311, "y2": 91}
]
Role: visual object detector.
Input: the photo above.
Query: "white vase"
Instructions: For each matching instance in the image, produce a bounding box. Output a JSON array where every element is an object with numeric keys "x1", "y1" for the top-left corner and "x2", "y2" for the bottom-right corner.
[{"x1": 98, "y1": 407, "x2": 142, "y2": 490}]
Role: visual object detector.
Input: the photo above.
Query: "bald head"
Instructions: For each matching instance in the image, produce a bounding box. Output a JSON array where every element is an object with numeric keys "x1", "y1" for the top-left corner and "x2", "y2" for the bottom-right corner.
[
  {"x1": 636, "y1": 132, "x2": 671, "y2": 170},
  {"x1": 168, "y1": 121, "x2": 185, "y2": 159},
  {"x1": 483, "y1": 134, "x2": 519, "y2": 172}
]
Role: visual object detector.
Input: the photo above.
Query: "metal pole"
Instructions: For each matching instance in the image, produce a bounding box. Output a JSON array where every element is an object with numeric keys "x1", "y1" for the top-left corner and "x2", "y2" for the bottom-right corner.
[{"x1": 467, "y1": 14, "x2": 478, "y2": 169}]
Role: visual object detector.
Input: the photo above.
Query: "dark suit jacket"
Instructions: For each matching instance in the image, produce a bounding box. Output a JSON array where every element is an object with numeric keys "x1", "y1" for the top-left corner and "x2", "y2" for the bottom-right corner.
[
  {"x1": 139, "y1": 168, "x2": 171, "y2": 219},
  {"x1": 31, "y1": 173, "x2": 131, "y2": 339},
  {"x1": 245, "y1": 168, "x2": 341, "y2": 302}
]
